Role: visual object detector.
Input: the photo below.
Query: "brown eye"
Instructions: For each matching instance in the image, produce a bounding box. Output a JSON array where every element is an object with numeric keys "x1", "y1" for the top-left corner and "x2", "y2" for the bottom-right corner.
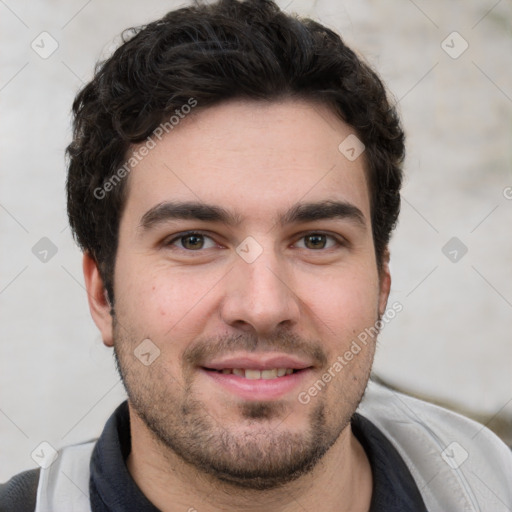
[
  {"x1": 181, "y1": 234, "x2": 205, "y2": 250},
  {"x1": 304, "y1": 234, "x2": 327, "y2": 249},
  {"x1": 295, "y1": 233, "x2": 340, "y2": 250},
  {"x1": 167, "y1": 232, "x2": 217, "y2": 251}
]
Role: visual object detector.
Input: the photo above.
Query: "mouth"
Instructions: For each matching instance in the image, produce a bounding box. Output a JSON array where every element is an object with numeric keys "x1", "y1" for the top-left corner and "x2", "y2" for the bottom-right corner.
[
  {"x1": 203, "y1": 367, "x2": 301, "y2": 379},
  {"x1": 199, "y1": 355, "x2": 314, "y2": 400}
]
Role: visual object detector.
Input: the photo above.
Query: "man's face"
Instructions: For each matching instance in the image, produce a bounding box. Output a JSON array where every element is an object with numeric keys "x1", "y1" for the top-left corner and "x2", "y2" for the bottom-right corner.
[{"x1": 106, "y1": 99, "x2": 390, "y2": 489}]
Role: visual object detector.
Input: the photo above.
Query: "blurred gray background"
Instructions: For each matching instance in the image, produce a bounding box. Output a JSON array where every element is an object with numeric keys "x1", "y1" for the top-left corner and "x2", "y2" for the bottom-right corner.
[{"x1": 1, "y1": 0, "x2": 511, "y2": 480}]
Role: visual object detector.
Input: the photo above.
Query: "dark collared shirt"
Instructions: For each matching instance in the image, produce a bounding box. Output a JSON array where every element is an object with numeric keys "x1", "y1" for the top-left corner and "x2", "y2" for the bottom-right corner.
[{"x1": 89, "y1": 401, "x2": 428, "y2": 511}]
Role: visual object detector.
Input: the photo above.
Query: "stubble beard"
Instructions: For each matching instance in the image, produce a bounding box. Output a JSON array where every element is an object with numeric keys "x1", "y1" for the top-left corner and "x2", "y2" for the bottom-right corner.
[{"x1": 113, "y1": 324, "x2": 372, "y2": 490}]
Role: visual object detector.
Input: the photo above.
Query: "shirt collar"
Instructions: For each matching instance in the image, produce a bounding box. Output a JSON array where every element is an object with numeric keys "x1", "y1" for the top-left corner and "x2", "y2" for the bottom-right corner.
[
  {"x1": 352, "y1": 413, "x2": 428, "y2": 511},
  {"x1": 89, "y1": 401, "x2": 427, "y2": 512}
]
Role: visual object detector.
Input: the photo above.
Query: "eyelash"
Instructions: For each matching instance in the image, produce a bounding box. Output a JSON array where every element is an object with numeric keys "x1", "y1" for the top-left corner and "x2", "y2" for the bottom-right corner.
[{"x1": 164, "y1": 230, "x2": 344, "y2": 252}]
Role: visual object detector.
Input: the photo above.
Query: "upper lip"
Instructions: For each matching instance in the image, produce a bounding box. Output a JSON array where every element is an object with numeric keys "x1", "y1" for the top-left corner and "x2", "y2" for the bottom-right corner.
[{"x1": 202, "y1": 354, "x2": 314, "y2": 371}]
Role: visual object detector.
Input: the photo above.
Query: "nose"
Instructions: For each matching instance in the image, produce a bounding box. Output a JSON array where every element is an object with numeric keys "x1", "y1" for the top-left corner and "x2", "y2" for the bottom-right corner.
[{"x1": 219, "y1": 245, "x2": 301, "y2": 335}]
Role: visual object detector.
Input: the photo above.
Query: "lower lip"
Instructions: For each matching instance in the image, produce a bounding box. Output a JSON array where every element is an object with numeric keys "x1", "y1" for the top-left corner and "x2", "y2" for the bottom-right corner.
[{"x1": 201, "y1": 368, "x2": 312, "y2": 401}]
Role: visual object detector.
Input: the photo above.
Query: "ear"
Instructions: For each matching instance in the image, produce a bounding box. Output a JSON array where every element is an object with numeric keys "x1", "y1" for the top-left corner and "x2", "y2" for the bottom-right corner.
[
  {"x1": 378, "y1": 248, "x2": 391, "y2": 317},
  {"x1": 83, "y1": 252, "x2": 114, "y2": 347}
]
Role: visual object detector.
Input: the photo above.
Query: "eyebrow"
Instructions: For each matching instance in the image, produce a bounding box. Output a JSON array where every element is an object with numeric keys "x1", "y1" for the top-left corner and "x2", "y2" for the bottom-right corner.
[
  {"x1": 278, "y1": 200, "x2": 365, "y2": 228},
  {"x1": 139, "y1": 202, "x2": 243, "y2": 230},
  {"x1": 138, "y1": 200, "x2": 366, "y2": 231}
]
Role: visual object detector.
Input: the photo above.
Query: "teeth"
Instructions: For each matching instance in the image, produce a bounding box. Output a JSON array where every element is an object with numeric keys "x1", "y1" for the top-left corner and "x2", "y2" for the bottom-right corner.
[
  {"x1": 261, "y1": 369, "x2": 278, "y2": 380},
  {"x1": 217, "y1": 368, "x2": 296, "y2": 379}
]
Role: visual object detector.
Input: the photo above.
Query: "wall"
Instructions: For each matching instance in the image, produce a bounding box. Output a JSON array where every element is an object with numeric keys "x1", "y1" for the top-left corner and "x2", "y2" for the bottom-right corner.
[{"x1": 1, "y1": 0, "x2": 511, "y2": 480}]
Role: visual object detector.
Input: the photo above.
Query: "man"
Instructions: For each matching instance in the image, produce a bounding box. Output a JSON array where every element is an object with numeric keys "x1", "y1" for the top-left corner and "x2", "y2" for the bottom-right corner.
[{"x1": 1, "y1": 0, "x2": 510, "y2": 510}]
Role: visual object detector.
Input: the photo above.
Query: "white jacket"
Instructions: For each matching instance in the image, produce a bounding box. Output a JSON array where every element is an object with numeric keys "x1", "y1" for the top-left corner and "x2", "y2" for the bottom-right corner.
[{"x1": 35, "y1": 381, "x2": 512, "y2": 512}]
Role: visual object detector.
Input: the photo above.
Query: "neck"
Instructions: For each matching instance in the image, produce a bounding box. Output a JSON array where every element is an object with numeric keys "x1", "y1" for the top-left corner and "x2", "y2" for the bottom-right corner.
[{"x1": 126, "y1": 407, "x2": 373, "y2": 512}]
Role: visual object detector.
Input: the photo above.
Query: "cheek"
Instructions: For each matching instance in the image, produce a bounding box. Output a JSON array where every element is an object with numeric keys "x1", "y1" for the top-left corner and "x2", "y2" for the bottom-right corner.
[
  {"x1": 115, "y1": 260, "x2": 222, "y2": 338},
  {"x1": 299, "y1": 267, "x2": 380, "y2": 340}
]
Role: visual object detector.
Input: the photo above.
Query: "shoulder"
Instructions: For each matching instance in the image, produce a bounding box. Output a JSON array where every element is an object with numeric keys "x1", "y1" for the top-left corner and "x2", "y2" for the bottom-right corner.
[
  {"x1": 357, "y1": 380, "x2": 512, "y2": 510},
  {"x1": 0, "y1": 468, "x2": 40, "y2": 512},
  {"x1": 1, "y1": 439, "x2": 97, "y2": 512}
]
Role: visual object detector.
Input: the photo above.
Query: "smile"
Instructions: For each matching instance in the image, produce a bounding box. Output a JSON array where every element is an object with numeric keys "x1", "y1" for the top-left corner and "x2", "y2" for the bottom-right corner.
[
  {"x1": 207, "y1": 368, "x2": 296, "y2": 379},
  {"x1": 200, "y1": 367, "x2": 311, "y2": 401}
]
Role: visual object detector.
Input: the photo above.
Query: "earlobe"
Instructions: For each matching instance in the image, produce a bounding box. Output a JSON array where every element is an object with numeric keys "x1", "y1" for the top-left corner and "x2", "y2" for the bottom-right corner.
[{"x1": 83, "y1": 252, "x2": 114, "y2": 347}]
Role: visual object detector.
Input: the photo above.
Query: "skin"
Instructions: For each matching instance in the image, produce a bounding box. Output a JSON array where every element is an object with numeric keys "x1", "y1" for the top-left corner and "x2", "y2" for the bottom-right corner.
[{"x1": 84, "y1": 98, "x2": 391, "y2": 512}]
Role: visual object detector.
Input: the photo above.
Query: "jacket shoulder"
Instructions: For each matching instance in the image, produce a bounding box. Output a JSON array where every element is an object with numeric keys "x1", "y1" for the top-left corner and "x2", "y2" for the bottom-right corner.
[
  {"x1": 358, "y1": 380, "x2": 512, "y2": 511},
  {"x1": 0, "y1": 468, "x2": 40, "y2": 512}
]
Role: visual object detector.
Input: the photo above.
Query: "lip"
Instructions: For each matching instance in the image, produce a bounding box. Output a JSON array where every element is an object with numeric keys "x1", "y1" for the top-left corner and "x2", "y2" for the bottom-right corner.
[
  {"x1": 202, "y1": 353, "x2": 313, "y2": 371},
  {"x1": 201, "y1": 368, "x2": 312, "y2": 400},
  {"x1": 199, "y1": 353, "x2": 315, "y2": 401}
]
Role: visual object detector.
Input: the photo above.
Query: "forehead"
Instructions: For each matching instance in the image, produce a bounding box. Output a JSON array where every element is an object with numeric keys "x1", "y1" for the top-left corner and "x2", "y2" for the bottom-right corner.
[{"x1": 121, "y1": 98, "x2": 370, "y2": 227}]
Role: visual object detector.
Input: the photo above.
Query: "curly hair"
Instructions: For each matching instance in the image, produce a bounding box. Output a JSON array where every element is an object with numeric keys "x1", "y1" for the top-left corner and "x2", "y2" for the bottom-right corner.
[{"x1": 66, "y1": 0, "x2": 405, "y2": 303}]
